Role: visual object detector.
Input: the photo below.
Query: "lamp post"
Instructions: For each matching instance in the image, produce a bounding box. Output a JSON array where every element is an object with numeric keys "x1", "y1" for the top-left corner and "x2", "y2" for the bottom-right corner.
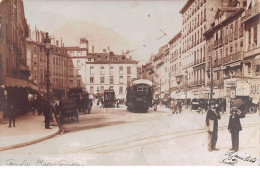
[
  {"x1": 184, "y1": 69, "x2": 188, "y2": 109},
  {"x1": 207, "y1": 55, "x2": 213, "y2": 100},
  {"x1": 44, "y1": 32, "x2": 51, "y2": 102}
]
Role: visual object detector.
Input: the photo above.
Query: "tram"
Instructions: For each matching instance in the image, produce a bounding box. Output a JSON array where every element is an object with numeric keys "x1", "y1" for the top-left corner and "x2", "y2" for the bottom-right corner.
[
  {"x1": 103, "y1": 89, "x2": 116, "y2": 107},
  {"x1": 126, "y1": 79, "x2": 153, "y2": 112}
]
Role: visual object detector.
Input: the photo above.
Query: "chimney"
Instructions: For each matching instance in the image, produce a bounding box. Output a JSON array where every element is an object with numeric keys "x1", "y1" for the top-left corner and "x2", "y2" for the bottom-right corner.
[
  {"x1": 92, "y1": 46, "x2": 94, "y2": 54},
  {"x1": 103, "y1": 49, "x2": 106, "y2": 53},
  {"x1": 56, "y1": 40, "x2": 59, "y2": 46},
  {"x1": 61, "y1": 37, "x2": 63, "y2": 47}
]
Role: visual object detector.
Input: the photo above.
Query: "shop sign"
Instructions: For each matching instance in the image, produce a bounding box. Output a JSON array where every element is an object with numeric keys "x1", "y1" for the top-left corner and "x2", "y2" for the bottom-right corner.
[
  {"x1": 236, "y1": 81, "x2": 251, "y2": 96},
  {"x1": 226, "y1": 79, "x2": 237, "y2": 87},
  {"x1": 236, "y1": 79, "x2": 260, "y2": 98}
]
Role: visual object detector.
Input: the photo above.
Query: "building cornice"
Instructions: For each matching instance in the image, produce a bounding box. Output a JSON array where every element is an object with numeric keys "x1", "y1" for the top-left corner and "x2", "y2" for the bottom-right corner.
[{"x1": 179, "y1": 0, "x2": 194, "y2": 14}]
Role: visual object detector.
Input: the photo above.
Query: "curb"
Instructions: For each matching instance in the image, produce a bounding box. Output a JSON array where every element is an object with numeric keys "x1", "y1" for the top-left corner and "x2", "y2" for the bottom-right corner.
[{"x1": 0, "y1": 129, "x2": 60, "y2": 152}]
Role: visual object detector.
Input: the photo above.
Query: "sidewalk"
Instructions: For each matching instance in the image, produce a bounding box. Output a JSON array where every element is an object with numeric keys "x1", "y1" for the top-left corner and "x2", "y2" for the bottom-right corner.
[{"x1": 0, "y1": 112, "x2": 60, "y2": 152}]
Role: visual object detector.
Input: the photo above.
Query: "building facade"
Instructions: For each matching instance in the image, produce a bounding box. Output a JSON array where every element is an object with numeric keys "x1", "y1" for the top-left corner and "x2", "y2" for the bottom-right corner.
[
  {"x1": 26, "y1": 27, "x2": 70, "y2": 100},
  {"x1": 168, "y1": 32, "x2": 183, "y2": 98},
  {"x1": 0, "y1": 0, "x2": 37, "y2": 118},
  {"x1": 85, "y1": 54, "x2": 138, "y2": 99},
  {"x1": 179, "y1": 0, "x2": 226, "y2": 100}
]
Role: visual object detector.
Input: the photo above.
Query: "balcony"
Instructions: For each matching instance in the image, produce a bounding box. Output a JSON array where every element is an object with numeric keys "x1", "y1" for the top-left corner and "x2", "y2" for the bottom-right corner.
[
  {"x1": 242, "y1": 2, "x2": 260, "y2": 23},
  {"x1": 219, "y1": 51, "x2": 243, "y2": 65}
]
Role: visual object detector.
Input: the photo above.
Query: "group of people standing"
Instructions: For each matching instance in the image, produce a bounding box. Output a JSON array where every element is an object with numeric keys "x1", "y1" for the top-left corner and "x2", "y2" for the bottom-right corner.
[
  {"x1": 170, "y1": 99, "x2": 183, "y2": 114},
  {"x1": 206, "y1": 101, "x2": 245, "y2": 152}
]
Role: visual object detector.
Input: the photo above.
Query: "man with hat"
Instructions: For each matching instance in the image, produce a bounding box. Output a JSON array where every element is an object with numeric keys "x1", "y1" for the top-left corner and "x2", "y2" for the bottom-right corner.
[
  {"x1": 228, "y1": 107, "x2": 245, "y2": 152},
  {"x1": 206, "y1": 100, "x2": 221, "y2": 152}
]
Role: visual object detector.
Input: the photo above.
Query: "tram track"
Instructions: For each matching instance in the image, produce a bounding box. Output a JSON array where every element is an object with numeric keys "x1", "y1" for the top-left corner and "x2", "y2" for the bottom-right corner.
[{"x1": 60, "y1": 123, "x2": 259, "y2": 154}]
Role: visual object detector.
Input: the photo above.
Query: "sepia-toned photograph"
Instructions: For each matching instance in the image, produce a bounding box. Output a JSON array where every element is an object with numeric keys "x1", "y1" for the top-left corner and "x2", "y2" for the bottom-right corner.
[{"x1": 0, "y1": 0, "x2": 259, "y2": 166}]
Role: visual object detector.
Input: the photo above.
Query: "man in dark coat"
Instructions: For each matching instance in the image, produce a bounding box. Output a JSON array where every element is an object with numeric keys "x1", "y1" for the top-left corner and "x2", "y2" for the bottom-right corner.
[
  {"x1": 206, "y1": 101, "x2": 221, "y2": 152},
  {"x1": 43, "y1": 101, "x2": 52, "y2": 129},
  {"x1": 7, "y1": 101, "x2": 16, "y2": 127},
  {"x1": 228, "y1": 108, "x2": 245, "y2": 152}
]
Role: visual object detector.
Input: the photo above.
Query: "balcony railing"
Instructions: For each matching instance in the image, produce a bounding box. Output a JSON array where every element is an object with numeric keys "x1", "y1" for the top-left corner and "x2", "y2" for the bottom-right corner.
[{"x1": 219, "y1": 51, "x2": 243, "y2": 65}]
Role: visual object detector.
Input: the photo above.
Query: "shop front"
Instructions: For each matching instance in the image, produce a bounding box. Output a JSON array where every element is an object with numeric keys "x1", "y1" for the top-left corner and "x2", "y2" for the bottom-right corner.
[{"x1": 1, "y1": 76, "x2": 38, "y2": 118}]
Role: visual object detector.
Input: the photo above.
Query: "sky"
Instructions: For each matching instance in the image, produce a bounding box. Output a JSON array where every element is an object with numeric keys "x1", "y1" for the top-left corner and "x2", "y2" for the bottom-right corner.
[{"x1": 23, "y1": 0, "x2": 186, "y2": 63}]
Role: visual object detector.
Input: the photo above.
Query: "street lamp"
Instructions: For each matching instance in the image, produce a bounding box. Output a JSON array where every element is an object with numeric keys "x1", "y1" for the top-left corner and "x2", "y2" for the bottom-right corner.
[
  {"x1": 207, "y1": 56, "x2": 213, "y2": 100},
  {"x1": 184, "y1": 69, "x2": 188, "y2": 109},
  {"x1": 44, "y1": 32, "x2": 51, "y2": 102}
]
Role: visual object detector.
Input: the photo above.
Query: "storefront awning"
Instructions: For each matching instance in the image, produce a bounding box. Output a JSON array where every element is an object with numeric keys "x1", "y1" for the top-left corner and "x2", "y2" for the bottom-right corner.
[{"x1": 2, "y1": 76, "x2": 38, "y2": 91}]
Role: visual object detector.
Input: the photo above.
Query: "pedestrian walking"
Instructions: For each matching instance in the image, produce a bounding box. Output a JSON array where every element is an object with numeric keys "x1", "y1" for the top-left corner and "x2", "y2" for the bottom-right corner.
[
  {"x1": 228, "y1": 107, "x2": 245, "y2": 152},
  {"x1": 171, "y1": 99, "x2": 177, "y2": 114},
  {"x1": 206, "y1": 101, "x2": 221, "y2": 152},
  {"x1": 100, "y1": 98, "x2": 104, "y2": 108},
  {"x1": 177, "y1": 100, "x2": 183, "y2": 114},
  {"x1": 43, "y1": 101, "x2": 52, "y2": 129},
  {"x1": 7, "y1": 101, "x2": 16, "y2": 127}
]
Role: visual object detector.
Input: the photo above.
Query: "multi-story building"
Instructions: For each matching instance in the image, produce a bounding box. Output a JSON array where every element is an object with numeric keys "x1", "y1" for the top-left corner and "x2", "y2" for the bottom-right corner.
[
  {"x1": 0, "y1": 0, "x2": 37, "y2": 118},
  {"x1": 168, "y1": 32, "x2": 182, "y2": 98},
  {"x1": 241, "y1": 0, "x2": 260, "y2": 105},
  {"x1": 26, "y1": 27, "x2": 70, "y2": 100},
  {"x1": 85, "y1": 53, "x2": 138, "y2": 98},
  {"x1": 65, "y1": 38, "x2": 89, "y2": 90},
  {"x1": 204, "y1": 1, "x2": 246, "y2": 111},
  {"x1": 179, "y1": 0, "x2": 226, "y2": 100},
  {"x1": 152, "y1": 45, "x2": 168, "y2": 100}
]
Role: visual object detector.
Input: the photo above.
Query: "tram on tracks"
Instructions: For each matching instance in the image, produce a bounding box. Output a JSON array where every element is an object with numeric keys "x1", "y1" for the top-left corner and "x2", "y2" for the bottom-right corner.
[{"x1": 126, "y1": 79, "x2": 153, "y2": 112}]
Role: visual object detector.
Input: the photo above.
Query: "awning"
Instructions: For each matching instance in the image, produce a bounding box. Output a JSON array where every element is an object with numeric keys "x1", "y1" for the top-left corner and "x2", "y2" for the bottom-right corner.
[{"x1": 2, "y1": 76, "x2": 38, "y2": 91}]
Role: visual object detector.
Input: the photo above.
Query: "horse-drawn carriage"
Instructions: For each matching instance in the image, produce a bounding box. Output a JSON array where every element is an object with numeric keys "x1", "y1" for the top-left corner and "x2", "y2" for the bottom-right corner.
[
  {"x1": 54, "y1": 88, "x2": 92, "y2": 124},
  {"x1": 59, "y1": 98, "x2": 79, "y2": 124}
]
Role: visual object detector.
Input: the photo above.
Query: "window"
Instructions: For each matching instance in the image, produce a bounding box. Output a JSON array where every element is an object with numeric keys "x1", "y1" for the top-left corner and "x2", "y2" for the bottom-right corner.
[
  {"x1": 77, "y1": 80, "x2": 81, "y2": 87},
  {"x1": 127, "y1": 76, "x2": 131, "y2": 84},
  {"x1": 119, "y1": 86, "x2": 124, "y2": 94},
  {"x1": 90, "y1": 77, "x2": 94, "y2": 83},
  {"x1": 100, "y1": 76, "x2": 104, "y2": 83},
  {"x1": 110, "y1": 76, "x2": 114, "y2": 84},
  {"x1": 5, "y1": 23, "x2": 8, "y2": 43},
  {"x1": 127, "y1": 66, "x2": 131, "y2": 74},
  {"x1": 253, "y1": 26, "x2": 257, "y2": 46},
  {"x1": 230, "y1": 46, "x2": 233, "y2": 53},
  {"x1": 77, "y1": 60, "x2": 81, "y2": 67},
  {"x1": 226, "y1": 47, "x2": 228, "y2": 56},
  {"x1": 109, "y1": 66, "x2": 114, "y2": 74},
  {"x1": 235, "y1": 21, "x2": 238, "y2": 32},
  {"x1": 137, "y1": 87, "x2": 148, "y2": 96},
  {"x1": 119, "y1": 66, "x2": 123, "y2": 74},
  {"x1": 119, "y1": 76, "x2": 123, "y2": 84},
  {"x1": 90, "y1": 86, "x2": 94, "y2": 94},
  {"x1": 217, "y1": 71, "x2": 220, "y2": 80},
  {"x1": 100, "y1": 86, "x2": 104, "y2": 93},
  {"x1": 69, "y1": 80, "x2": 73, "y2": 85},
  {"x1": 90, "y1": 66, "x2": 94, "y2": 75},
  {"x1": 100, "y1": 66, "x2": 105, "y2": 75}
]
